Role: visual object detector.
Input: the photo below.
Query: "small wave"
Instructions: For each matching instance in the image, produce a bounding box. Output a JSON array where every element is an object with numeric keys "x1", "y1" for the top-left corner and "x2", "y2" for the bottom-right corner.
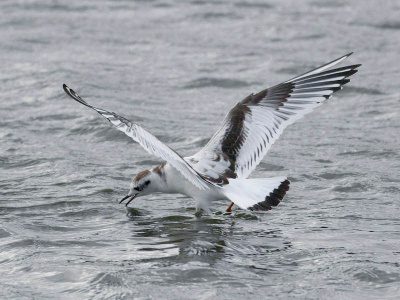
[
  {"x1": 0, "y1": 228, "x2": 11, "y2": 238},
  {"x1": 340, "y1": 86, "x2": 385, "y2": 95},
  {"x1": 317, "y1": 172, "x2": 359, "y2": 180},
  {"x1": 192, "y1": 12, "x2": 240, "y2": 20},
  {"x1": 309, "y1": 1, "x2": 347, "y2": 8},
  {"x1": 161, "y1": 215, "x2": 193, "y2": 222},
  {"x1": 337, "y1": 150, "x2": 370, "y2": 157},
  {"x1": 0, "y1": 156, "x2": 51, "y2": 170},
  {"x1": 352, "y1": 267, "x2": 400, "y2": 284},
  {"x1": 182, "y1": 78, "x2": 250, "y2": 89},
  {"x1": 52, "y1": 179, "x2": 87, "y2": 187},
  {"x1": 20, "y1": 38, "x2": 50, "y2": 45},
  {"x1": 337, "y1": 149, "x2": 398, "y2": 159},
  {"x1": 24, "y1": 223, "x2": 79, "y2": 232},
  {"x1": 31, "y1": 113, "x2": 78, "y2": 121},
  {"x1": 234, "y1": 2, "x2": 273, "y2": 9},
  {"x1": 314, "y1": 159, "x2": 333, "y2": 164},
  {"x1": 183, "y1": 240, "x2": 228, "y2": 256},
  {"x1": 13, "y1": 3, "x2": 95, "y2": 13},
  {"x1": 232, "y1": 211, "x2": 258, "y2": 220},
  {"x1": 303, "y1": 34, "x2": 326, "y2": 41},
  {"x1": 0, "y1": 200, "x2": 82, "y2": 213},
  {"x1": 190, "y1": 0, "x2": 224, "y2": 5},
  {"x1": 374, "y1": 21, "x2": 400, "y2": 30},
  {"x1": 3, "y1": 238, "x2": 110, "y2": 250},
  {"x1": 90, "y1": 272, "x2": 125, "y2": 287},
  {"x1": 58, "y1": 207, "x2": 105, "y2": 218},
  {"x1": 332, "y1": 182, "x2": 368, "y2": 193},
  {"x1": 275, "y1": 66, "x2": 307, "y2": 76}
]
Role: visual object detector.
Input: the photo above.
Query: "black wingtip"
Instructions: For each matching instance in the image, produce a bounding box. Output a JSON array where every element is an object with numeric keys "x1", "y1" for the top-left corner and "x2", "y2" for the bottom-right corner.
[
  {"x1": 62, "y1": 83, "x2": 68, "y2": 93},
  {"x1": 62, "y1": 83, "x2": 72, "y2": 98},
  {"x1": 62, "y1": 83, "x2": 74, "y2": 98},
  {"x1": 248, "y1": 179, "x2": 290, "y2": 211},
  {"x1": 62, "y1": 83, "x2": 89, "y2": 107}
]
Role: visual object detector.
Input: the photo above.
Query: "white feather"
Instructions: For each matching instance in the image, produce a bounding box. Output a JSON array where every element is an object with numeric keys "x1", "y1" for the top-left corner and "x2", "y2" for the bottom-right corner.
[
  {"x1": 63, "y1": 84, "x2": 212, "y2": 190},
  {"x1": 192, "y1": 54, "x2": 359, "y2": 180}
]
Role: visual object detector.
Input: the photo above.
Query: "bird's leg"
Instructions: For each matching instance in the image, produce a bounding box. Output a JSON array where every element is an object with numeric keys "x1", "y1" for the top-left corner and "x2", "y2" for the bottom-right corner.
[{"x1": 226, "y1": 202, "x2": 234, "y2": 213}]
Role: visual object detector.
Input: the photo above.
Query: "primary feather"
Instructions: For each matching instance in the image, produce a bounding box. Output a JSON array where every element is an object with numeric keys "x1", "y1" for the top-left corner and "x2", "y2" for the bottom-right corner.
[
  {"x1": 189, "y1": 53, "x2": 360, "y2": 182},
  {"x1": 62, "y1": 84, "x2": 212, "y2": 190}
]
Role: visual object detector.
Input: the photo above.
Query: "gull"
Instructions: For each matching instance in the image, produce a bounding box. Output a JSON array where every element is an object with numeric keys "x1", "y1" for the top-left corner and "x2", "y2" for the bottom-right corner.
[{"x1": 63, "y1": 53, "x2": 360, "y2": 214}]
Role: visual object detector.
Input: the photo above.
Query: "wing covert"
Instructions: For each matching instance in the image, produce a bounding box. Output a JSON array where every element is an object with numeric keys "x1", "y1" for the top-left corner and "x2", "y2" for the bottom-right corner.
[
  {"x1": 63, "y1": 84, "x2": 212, "y2": 190},
  {"x1": 191, "y1": 53, "x2": 360, "y2": 182}
]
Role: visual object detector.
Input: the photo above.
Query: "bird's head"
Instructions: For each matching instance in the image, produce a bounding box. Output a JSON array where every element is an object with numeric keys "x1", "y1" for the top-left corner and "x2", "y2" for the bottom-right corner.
[{"x1": 119, "y1": 164, "x2": 166, "y2": 206}]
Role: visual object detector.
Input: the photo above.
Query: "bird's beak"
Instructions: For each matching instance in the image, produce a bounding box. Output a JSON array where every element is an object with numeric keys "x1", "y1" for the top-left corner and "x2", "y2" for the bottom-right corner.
[{"x1": 119, "y1": 193, "x2": 138, "y2": 206}]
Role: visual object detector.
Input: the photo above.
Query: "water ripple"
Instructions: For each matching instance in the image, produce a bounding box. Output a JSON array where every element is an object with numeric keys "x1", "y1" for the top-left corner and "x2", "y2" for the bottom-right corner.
[{"x1": 182, "y1": 77, "x2": 251, "y2": 89}]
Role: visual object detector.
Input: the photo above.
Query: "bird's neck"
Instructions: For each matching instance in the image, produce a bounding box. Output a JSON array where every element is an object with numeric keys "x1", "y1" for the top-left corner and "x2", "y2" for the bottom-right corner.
[
  {"x1": 153, "y1": 162, "x2": 189, "y2": 194},
  {"x1": 149, "y1": 162, "x2": 177, "y2": 194}
]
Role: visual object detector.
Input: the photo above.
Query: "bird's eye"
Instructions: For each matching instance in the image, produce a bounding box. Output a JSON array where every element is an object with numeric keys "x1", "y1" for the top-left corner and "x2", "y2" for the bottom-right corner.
[{"x1": 144, "y1": 180, "x2": 150, "y2": 186}]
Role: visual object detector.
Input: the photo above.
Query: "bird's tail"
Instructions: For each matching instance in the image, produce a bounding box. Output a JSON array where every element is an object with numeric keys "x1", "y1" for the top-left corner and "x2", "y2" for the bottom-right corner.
[{"x1": 222, "y1": 177, "x2": 290, "y2": 211}]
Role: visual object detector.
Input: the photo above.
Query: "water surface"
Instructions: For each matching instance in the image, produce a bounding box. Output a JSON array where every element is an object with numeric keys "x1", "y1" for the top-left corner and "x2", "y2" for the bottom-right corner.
[{"x1": 1, "y1": 0, "x2": 399, "y2": 299}]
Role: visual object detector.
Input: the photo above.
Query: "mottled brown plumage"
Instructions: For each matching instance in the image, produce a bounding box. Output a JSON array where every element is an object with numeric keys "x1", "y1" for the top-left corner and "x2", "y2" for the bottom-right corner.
[
  {"x1": 153, "y1": 162, "x2": 166, "y2": 181},
  {"x1": 134, "y1": 170, "x2": 150, "y2": 182}
]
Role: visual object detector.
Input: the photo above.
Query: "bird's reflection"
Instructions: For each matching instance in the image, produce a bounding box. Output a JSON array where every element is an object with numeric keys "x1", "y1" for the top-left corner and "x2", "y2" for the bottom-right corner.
[
  {"x1": 123, "y1": 200, "x2": 292, "y2": 264},
  {"x1": 125, "y1": 204, "x2": 237, "y2": 261}
]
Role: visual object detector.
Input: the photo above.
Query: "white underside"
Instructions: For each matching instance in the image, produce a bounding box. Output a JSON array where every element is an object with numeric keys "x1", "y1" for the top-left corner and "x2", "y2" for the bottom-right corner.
[
  {"x1": 222, "y1": 177, "x2": 287, "y2": 210},
  {"x1": 162, "y1": 162, "x2": 286, "y2": 211}
]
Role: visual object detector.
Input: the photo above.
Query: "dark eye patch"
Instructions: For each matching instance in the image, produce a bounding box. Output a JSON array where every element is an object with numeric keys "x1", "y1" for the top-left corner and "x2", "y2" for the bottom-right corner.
[{"x1": 134, "y1": 180, "x2": 150, "y2": 192}]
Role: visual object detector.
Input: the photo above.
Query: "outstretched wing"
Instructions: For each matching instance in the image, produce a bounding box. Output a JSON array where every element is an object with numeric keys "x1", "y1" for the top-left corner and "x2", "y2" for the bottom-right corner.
[
  {"x1": 190, "y1": 53, "x2": 361, "y2": 183},
  {"x1": 62, "y1": 84, "x2": 212, "y2": 190}
]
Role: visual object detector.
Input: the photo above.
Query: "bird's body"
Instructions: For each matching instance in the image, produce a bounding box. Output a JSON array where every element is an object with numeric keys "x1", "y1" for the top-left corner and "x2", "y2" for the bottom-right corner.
[
  {"x1": 134, "y1": 161, "x2": 226, "y2": 212},
  {"x1": 63, "y1": 53, "x2": 360, "y2": 214},
  {"x1": 142, "y1": 160, "x2": 288, "y2": 213}
]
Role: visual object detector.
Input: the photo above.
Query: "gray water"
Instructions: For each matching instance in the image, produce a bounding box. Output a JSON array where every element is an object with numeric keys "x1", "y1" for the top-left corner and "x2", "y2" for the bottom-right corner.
[{"x1": 1, "y1": 0, "x2": 399, "y2": 299}]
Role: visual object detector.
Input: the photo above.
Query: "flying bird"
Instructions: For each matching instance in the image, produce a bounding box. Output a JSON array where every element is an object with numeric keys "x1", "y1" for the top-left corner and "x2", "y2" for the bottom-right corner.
[{"x1": 63, "y1": 53, "x2": 360, "y2": 214}]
